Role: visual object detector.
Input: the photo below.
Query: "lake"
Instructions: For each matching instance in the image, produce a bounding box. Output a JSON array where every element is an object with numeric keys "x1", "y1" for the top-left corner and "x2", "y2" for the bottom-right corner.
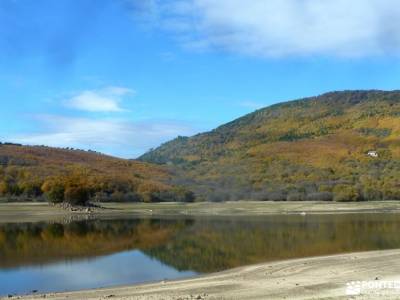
[{"x1": 1, "y1": 213, "x2": 400, "y2": 296}]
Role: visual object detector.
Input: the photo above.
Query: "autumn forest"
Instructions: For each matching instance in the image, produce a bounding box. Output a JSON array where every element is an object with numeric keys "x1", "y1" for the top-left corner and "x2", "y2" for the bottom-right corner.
[{"x1": 2, "y1": 90, "x2": 400, "y2": 204}]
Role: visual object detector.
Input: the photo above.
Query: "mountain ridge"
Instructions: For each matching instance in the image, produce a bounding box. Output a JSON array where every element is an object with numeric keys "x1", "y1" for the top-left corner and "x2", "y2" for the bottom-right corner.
[
  {"x1": 144, "y1": 89, "x2": 400, "y2": 157},
  {"x1": 0, "y1": 144, "x2": 194, "y2": 203},
  {"x1": 140, "y1": 90, "x2": 400, "y2": 202}
]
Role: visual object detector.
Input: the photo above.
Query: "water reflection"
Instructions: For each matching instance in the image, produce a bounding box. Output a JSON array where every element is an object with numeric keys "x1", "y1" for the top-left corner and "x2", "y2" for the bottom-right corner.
[
  {"x1": 0, "y1": 250, "x2": 196, "y2": 296},
  {"x1": 1, "y1": 214, "x2": 400, "y2": 295},
  {"x1": 145, "y1": 214, "x2": 400, "y2": 272},
  {"x1": 0, "y1": 219, "x2": 190, "y2": 269}
]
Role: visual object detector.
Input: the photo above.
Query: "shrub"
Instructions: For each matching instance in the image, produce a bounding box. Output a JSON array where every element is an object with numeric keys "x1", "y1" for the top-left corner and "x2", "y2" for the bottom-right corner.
[
  {"x1": 208, "y1": 191, "x2": 230, "y2": 202},
  {"x1": 306, "y1": 192, "x2": 333, "y2": 201},
  {"x1": 122, "y1": 192, "x2": 143, "y2": 202},
  {"x1": 42, "y1": 175, "x2": 91, "y2": 205},
  {"x1": 361, "y1": 187, "x2": 382, "y2": 201},
  {"x1": 20, "y1": 181, "x2": 43, "y2": 198},
  {"x1": 286, "y1": 192, "x2": 305, "y2": 201},
  {"x1": 64, "y1": 186, "x2": 90, "y2": 205},
  {"x1": 0, "y1": 181, "x2": 9, "y2": 196},
  {"x1": 333, "y1": 185, "x2": 360, "y2": 202},
  {"x1": 43, "y1": 182, "x2": 65, "y2": 203},
  {"x1": 268, "y1": 191, "x2": 287, "y2": 201},
  {"x1": 169, "y1": 187, "x2": 196, "y2": 202}
]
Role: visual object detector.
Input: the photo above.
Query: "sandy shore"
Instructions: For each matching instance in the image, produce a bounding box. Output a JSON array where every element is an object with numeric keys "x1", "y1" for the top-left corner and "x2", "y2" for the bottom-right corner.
[
  {"x1": 2, "y1": 200, "x2": 400, "y2": 223},
  {"x1": 6, "y1": 249, "x2": 400, "y2": 300}
]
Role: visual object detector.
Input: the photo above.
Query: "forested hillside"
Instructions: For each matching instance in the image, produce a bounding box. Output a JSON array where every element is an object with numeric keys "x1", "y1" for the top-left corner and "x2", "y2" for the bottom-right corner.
[
  {"x1": 0, "y1": 144, "x2": 194, "y2": 203},
  {"x1": 140, "y1": 90, "x2": 400, "y2": 202}
]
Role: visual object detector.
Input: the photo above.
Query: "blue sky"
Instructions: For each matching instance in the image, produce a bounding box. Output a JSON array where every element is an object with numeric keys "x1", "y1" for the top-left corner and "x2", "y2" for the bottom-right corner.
[{"x1": 1, "y1": 0, "x2": 400, "y2": 158}]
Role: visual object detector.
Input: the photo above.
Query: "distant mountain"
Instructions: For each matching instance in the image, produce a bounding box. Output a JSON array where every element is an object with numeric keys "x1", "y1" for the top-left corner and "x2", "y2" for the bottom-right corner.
[
  {"x1": 0, "y1": 144, "x2": 194, "y2": 203},
  {"x1": 140, "y1": 90, "x2": 400, "y2": 201}
]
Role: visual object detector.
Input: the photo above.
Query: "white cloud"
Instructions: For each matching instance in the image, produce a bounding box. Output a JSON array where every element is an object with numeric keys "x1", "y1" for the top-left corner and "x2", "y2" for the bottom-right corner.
[
  {"x1": 6, "y1": 84, "x2": 198, "y2": 158},
  {"x1": 8, "y1": 115, "x2": 196, "y2": 158},
  {"x1": 65, "y1": 86, "x2": 134, "y2": 112},
  {"x1": 135, "y1": 0, "x2": 400, "y2": 58}
]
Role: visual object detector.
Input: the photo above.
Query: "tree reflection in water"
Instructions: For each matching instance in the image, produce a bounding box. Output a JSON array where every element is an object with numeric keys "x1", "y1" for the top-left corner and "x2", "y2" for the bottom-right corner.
[{"x1": 1, "y1": 214, "x2": 400, "y2": 273}]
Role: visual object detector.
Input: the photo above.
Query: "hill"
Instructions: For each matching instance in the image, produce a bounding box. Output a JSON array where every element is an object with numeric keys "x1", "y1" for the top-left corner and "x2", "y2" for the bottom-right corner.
[
  {"x1": 0, "y1": 144, "x2": 194, "y2": 203},
  {"x1": 140, "y1": 90, "x2": 400, "y2": 202}
]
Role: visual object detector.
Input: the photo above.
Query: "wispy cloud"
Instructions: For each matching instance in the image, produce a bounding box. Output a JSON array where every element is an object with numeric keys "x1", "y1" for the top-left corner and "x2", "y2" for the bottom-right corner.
[
  {"x1": 8, "y1": 115, "x2": 196, "y2": 158},
  {"x1": 127, "y1": 0, "x2": 400, "y2": 58},
  {"x1": 6, "y1": 83, "x2": 198, "y2": 157},
  {"x1": 65, "y1": 86, "x2": 134, "y2": 113}
]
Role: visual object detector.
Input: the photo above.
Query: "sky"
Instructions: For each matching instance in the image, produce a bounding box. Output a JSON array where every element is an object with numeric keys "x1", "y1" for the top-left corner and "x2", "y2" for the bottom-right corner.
[{"x1": 1, "y1": 0, "x2": 400, "y2": 158}]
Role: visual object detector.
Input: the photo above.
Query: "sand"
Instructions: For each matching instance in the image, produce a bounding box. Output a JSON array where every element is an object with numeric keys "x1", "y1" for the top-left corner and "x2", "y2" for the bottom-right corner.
[{"x1": 1, "y1": 200, "x2": 400, "y2": 223}]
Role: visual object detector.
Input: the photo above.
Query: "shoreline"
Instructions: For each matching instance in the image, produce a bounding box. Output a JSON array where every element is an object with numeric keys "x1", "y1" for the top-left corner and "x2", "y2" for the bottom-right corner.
[
  {"x1": 1, "y1": 201, "x2": 400, "y2": 223},
  {"x1": 7, "y1": 249, "x2": 400, "y2": 300}
]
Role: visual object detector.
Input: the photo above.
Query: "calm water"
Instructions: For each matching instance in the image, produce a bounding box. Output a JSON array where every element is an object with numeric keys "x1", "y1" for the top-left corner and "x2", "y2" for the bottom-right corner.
[{"x1": 1, "y1": 214, "x2": 400, "y2": 296}]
